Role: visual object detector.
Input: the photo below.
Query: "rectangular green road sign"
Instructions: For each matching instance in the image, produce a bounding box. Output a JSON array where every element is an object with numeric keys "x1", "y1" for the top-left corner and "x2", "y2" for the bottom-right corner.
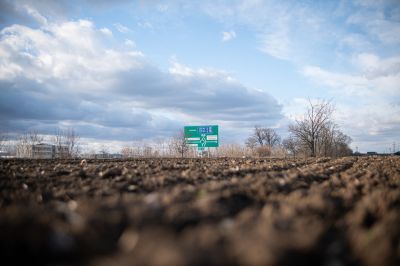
[{"x1": 184, "y1": 125, "x2": 219, "y2": 148}]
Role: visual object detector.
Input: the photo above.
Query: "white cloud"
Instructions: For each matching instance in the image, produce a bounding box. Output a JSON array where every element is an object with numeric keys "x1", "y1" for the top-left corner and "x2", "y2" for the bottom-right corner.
[
  {"x1": 282, "y1": 97, "x2": 310, "y2": 121},
  {"x1": 138, "y1": 21, "x2": 153, "y2": 29},
  {"x1": 346, "y1": 4, "x2": 400, "y2": 46},
  {"x1": 222, "y1": 30, "x2": 236, "y2": 42},
  {"x1": 352, "y1": 53, "x2": 400, "y2": 78},
  {"x1": 0, "y1": 20, "x2": 142, "y2": 85},
  {"x1": 338, "y1": 34, "x2": 372, "y2": 52},
  {"x1": 368, "y1": 19, "x2": 400, "y2": 45},
  {"x1": 100, "y1": 27, "x2": 112, "y2": 36},
  {"x1": 124, "y1": 39, "x2": 135, "y2": 47},
  {"x1": 168, "y1": 59, "x2": 195, "y2": 77},
  {"x1": 302, "y1": 53, "x2": 400, "y2": 97},
  {"x1": 20, "y1": 4, "x2": 48, "y2": 25},
  {"x1": 0, "y1": 18, "x2": 283, "y2": 142},
  {"x1": 335, "y1": 102, "x2": 400, "y2": 153},
  {"x1": 302, "y1": 66, "x2": 371, "y2": 96},
  {"x1": 204, "y1": 1, "x2": 295, "y2": 59},
  {"x1": 259, "y1": 30, "x2": 291, "y2": 60},
  {"x1": 114, "y1": 22, "x2": 132, "y2": 33},
  {"x1": 201, "y1": 0, "x2": 400, "y2": 65}
]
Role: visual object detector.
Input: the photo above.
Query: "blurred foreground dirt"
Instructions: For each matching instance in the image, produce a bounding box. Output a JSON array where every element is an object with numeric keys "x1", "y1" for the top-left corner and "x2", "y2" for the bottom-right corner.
[{"x1": 0, "y1": 156, "x2": 399, "y2": 266}]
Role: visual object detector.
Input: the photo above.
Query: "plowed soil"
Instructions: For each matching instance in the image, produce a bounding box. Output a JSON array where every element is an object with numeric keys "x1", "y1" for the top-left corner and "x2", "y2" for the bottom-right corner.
[{"x1": 0, "y1": 156, "x2": 399, "y2": 266}]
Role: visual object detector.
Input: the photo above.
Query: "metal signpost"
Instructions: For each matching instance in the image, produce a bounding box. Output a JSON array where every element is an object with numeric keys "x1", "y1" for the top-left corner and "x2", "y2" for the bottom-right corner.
[{"x1": 184, "y1": 125, "x2": 219, "y2": 155}]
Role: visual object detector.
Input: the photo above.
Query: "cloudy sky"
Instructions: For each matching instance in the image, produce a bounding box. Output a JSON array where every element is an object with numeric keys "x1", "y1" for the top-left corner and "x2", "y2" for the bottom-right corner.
[{"x1": 0, "y1": 0, "x2": 399, "y2": 153}]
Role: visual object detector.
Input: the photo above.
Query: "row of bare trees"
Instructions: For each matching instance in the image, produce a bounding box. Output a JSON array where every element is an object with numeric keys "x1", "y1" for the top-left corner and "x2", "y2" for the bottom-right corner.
[
  {"x1": 15, "y1": 130, "x2": 44, "y2": 158},
  {"x1": 3, "y1": 100, "x2": 351, "y2": 159},
  {"x1": 246, "y1": 100, "x2": 352, "y2": 158},
  {"x1": 12, "y1": 128, "x2": 80, "y2": 158},
  {"x1": 169, "y1": 130, "x2": 191, "y2": 157},
  {"x1": 246, "y1": 126, "x2": 281, "y2": 157},
  {"x1": 0, "y1": 132, "x2": 9, "y2": 153},
  {"x1": 122, "y1": 99, "x2": 352, "y2": 159},
  {"x1": 53, "y1": 128, "x2": 80, "y2": 158},
  {"x1": 287, "y1": 100, "x2": 352, "y2": 157}
]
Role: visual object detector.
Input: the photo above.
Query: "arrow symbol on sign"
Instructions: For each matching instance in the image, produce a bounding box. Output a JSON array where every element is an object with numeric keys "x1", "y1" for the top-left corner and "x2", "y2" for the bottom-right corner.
[{"x1": 200, "y1": 134, "x2": 207, "y2": 147}]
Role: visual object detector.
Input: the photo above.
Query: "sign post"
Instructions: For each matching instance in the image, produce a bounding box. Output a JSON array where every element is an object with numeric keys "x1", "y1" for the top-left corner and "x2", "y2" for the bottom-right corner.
[{"x1": 184, "y1": 125, "x2": 219, "y2": 154}]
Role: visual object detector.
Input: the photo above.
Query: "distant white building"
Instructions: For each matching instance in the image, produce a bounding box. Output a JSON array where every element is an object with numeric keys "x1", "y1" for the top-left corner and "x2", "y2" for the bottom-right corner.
[
  {"x1": 54, "y1": 145, "x2": 69, "y2": 158},
  {"x1": 32, "y1": 143, "x2": 54, "y2": 159},
  {"x1": 16, "y1": 143, "x2": 70, "y2": 159}
]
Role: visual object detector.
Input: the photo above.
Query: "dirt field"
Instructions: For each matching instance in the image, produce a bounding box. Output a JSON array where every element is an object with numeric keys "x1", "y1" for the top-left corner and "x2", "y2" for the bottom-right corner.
[{"x1": 0, "y1": 156, "x2": 399, "y2": 266}]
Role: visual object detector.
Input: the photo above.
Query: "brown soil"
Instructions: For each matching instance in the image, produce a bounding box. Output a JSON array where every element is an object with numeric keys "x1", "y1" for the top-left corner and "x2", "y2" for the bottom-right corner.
[{"x1": 0, "y1": 157, "x2": 399, "y2": 266}]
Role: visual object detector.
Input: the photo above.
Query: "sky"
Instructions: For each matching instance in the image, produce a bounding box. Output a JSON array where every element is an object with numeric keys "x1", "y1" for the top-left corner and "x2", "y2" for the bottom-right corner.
[{"x1": 0, "y1": 0, "x2": 399, "y2": 153}]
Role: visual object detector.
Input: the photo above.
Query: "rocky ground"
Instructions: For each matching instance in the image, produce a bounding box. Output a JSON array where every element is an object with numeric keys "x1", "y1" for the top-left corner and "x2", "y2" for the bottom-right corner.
[{"x1": 0, "y1": 156, "x2": 399, "y2": 266}]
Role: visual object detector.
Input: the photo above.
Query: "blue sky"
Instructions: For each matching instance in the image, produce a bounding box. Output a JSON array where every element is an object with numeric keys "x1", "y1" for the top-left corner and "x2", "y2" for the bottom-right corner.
[{"x1": 0, "y1": 0, "x2": 399, "y2": 153}]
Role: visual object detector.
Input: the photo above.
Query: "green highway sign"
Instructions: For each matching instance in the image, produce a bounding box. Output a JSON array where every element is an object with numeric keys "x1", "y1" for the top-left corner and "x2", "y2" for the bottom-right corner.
[{"x1": 184, "y1": 125, "x2": 219, "y2": 148}]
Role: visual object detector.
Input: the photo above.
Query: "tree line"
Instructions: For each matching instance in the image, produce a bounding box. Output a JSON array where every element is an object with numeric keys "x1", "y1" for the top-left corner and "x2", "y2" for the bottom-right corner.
[
  {"x1": 166, "y1": 100, "x2": 352, "y2": 158},
  {"x1": 1, "y1": 100, "x2": 352, "y2": 159},
  {"x1": 2, "y1": 128, "x2": 80, "y2": 158},
  {"x1": 246, "y1": 100, "x2": 352, "y2": 158}
]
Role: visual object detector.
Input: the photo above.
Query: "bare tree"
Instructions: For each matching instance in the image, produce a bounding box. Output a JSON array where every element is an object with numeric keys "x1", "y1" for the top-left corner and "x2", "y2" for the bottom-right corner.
[
  {"x1": 282, "y1": 135, "x2": 299, "y2": 158},
  {"x1": 315, "y1": 122, "x2": 352, "y2": 157},
  {"x1": 245, "y1": 136, "x2": 258, "y2": 151},
  {"x1": 99, "y1": 144, "x2": 109, "y2": 155},
  {"x1": 253, "y1": 126, "x2": 265, "y2": 146},
  {"x1": 143, "y1": 146, "x2": 154, "y2": 157},
  {"x1": 248, "y1": 126, "x2": 280, "y2": 148},
  {"x1": 15, "y1": 134, "x2": 29, "y2": 158},
  {"x1": 121, "y1": 146, "x2": 134, "y2": 158},
  {"x1": 53, "y1": 128, "x2": 80, "y2": 158},
  {"x1": 288, "y1": 100, "x2": 334, "y2": 157},
  {"x1": 53, "y1": 129, "x2": 64, "y2": 158},
  {"x1": 155, "y1": 137, "x2": 168, "y2": 157},
  {"x1": 246, "y1": 126, "x2": 281, "y2": 157},
  {"x1": 29, "y1": 130, "x2": 43, "y2": 144},
  {"x1": 169, "y1": 129, "x2": 189, "y2": 158},
  {"x1": 0, "y1": 132, "x2": 7, "y2": 152},
  {"x1": 318, "y1": 122, "x2": 336, "y2": 157},
  {"x1": 333, "y1": 131, "x2": 352, "y2": 157},
  {"x1": 65, "y1": 128, "x2": 80, "y2": 157},
  {"x1": 288, "y1": 99, "x2": 352, "y2": 157},
  {"x1": 264, "y1": 128, "x2": 281, "y2": 148},
  {"x1": 15, "y1": 130, "x2": 44, "y2": 158}
]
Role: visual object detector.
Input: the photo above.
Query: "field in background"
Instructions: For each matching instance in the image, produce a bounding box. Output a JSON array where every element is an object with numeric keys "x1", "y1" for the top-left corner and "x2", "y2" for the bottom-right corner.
[{"x1": 0, "y1": 157, "x2": 399, "y2": 266}]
